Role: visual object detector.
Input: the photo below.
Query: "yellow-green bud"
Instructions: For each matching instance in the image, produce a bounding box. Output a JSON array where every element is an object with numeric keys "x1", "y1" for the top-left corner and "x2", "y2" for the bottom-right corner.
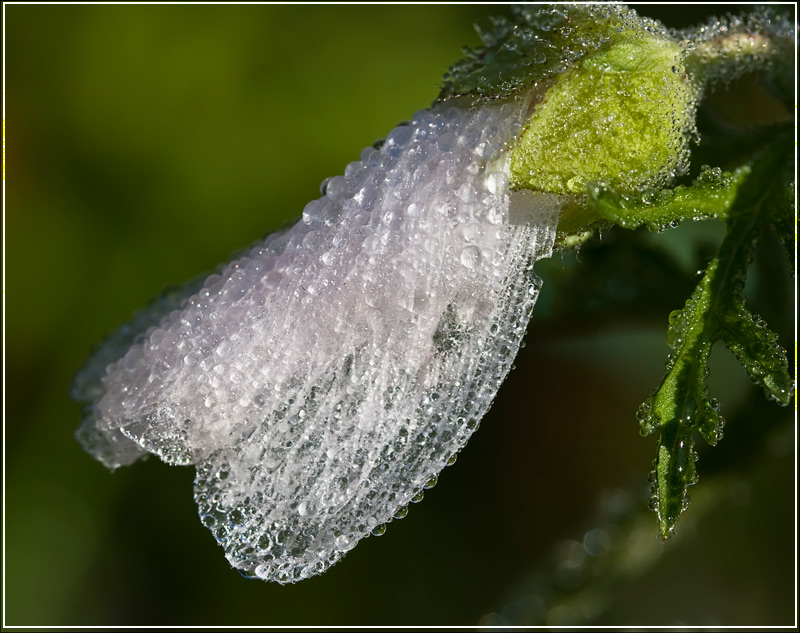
[
  {"x1": 440, "y1": 5, "x2": 699, "y2": 202},
  {"x1": 509, "y1": 32, "x2": 696, "y2": 195}
]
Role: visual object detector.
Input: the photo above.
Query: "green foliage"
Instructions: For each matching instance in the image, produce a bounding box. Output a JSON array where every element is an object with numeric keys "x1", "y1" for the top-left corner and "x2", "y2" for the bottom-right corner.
[
  {"x1": 589, "y1": 165, "x2": 749, "y2": 229},
  {"x1": 590, "y1": 134, "x2": 794, "y2": 538},
  {"x1": 439, "y1": 4, "x2": 663, "y2": 104},
  {"x1": 502, "y1": 2, "x2": 796, "y2": 541}
]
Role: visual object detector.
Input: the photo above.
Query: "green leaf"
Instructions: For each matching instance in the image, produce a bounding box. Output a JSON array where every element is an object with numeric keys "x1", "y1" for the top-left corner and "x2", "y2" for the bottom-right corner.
[
  {"x1": 555, "y1": 164, "x2": 749, "y2": 242},
  {"x1": 439, "y1": 5, "x2": 645, "y2": 104},
  {"x1": 765, "y1": 165, "x2": 796, "y2": 271},
  {"x1": 589, "y1": 165, "x2": 750, "y2": 230},
  {"x1": 721, "y1": 303, "x2": 793, "y2": 406},
  {"x1": 628, "y1": 134, "x2": 794, "y2": 539}
]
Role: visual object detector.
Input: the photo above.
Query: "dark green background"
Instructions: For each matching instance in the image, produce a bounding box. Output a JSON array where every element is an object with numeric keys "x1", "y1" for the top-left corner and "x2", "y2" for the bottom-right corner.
[{"x1": 5, "y1": 4, "x2": 794, "y2": 626}]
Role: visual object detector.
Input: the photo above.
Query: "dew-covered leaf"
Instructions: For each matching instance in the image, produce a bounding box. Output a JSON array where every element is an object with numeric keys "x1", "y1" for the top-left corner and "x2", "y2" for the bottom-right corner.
[
  {"x1": 439, "y1": 4, "x2": 669, "y2": 105},
  {"x1": 721, "y1": 303, "x2": 793, "y2": 406},
  {"x1": 637, "y1": 136, "x2": 793, "y2": 538},
  {"x1": 589, "y1": 165, "x2": 750, "y2": 230}
]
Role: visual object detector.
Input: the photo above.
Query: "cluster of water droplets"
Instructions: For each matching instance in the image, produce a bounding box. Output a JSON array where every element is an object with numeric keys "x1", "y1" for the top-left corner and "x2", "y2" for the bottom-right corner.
[
  {"x1": 73, "y1": 95, "x2": 562, "y2": 582},
  {"x1": 676, "y1": 6, "x2": 795, "y2": 89},
  {"x1": 440, "y1": 4, "x2": 675, "y2": 105}
]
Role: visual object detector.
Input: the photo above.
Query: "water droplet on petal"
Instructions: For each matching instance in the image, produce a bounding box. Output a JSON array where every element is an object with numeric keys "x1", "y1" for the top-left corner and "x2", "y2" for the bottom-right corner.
[{"x1": 460, "y1": 245, "x2": 482, "y2": 269}]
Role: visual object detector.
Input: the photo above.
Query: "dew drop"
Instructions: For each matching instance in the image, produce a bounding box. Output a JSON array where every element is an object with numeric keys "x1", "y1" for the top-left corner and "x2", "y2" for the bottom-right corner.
[
  {"x1": 370, "y1": 524, "x2": 387, "y2": 537},
  {"x1": 319, "y1": 177, "x2": 332, "y2": 196},
  {"x1": 460, "y1": 245, "x2": 482, "y2": 270}
]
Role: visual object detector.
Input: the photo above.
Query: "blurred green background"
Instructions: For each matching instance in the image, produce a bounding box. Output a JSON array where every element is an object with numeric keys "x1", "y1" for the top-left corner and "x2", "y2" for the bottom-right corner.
[{"x1": 5, "y1": 4, "x2": 795, "y2": 626}]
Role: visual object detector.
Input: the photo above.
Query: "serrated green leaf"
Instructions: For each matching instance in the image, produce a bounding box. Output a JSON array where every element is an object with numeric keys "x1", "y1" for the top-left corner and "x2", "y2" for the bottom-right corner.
[
  {"x1": 766, "y1": 164, "x2": 796, "y2": 270},
  {"x1": 652, "y1": 420, "x2": 698, "y2": 538},
  {"x1": 636, "y1": 134, "x2": 793, "y2": 538},
  {"x1": 438, "y1": 4, "x2": 642, "y2": 104},
  {"x1": 721, "y1": 304, "x2": 793, "y2": 405},
  {"x1": 589, "y1": 165, "x2": 749, "y2": 230}
]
